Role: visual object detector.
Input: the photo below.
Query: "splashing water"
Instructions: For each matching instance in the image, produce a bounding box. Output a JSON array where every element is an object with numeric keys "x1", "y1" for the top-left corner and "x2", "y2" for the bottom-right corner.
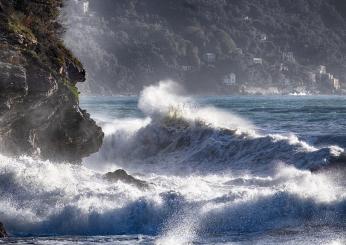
[
  {"x1": 1, "y1": 81, "x2": 346, "y2": 244},
  {"x1": 138, "y1": 80, "x2": 254, "y2": 133}
]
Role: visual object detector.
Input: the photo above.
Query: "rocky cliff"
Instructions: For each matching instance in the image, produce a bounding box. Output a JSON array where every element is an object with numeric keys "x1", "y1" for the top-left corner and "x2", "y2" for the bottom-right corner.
[
  {"x1": 0, "y1": 0, "x2": 103, "y2": 162},
  {"x1": 65, "y1": 0, "x2": 346, "y2": 95}
]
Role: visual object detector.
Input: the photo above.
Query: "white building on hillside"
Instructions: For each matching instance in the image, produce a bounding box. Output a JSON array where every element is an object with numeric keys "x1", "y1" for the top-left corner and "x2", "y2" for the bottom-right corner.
[
  {"x1": 83, "y1": 1, "x2": 89, "y2": 14},
  {"x1": 260, "y1": 34, "x2": 268, "y2": 42},
  {"x1": 181, "y1": 65, "x2": 192, "y2": 72},
  {"x1": 280, "y1": 63, "x2": 289, "y2": 71},
  {"x1": 223, "y1": 73, "x2": 236, "y2": 85},
  {"x1": 319, "y1": 65, "x2": 327, "y2": 74},
  {"x1": 204, "y1": 53, "x2": 216, "y2": 63},
  {"x1": 253, "y1": 58, "x2": 263, "y2": 65},
  {"x1": 333, "y1": 78, "x2": 341, "y2": 90},
  {"x1": 282, "y1": 52, "x2": 295, "y2": 63}
]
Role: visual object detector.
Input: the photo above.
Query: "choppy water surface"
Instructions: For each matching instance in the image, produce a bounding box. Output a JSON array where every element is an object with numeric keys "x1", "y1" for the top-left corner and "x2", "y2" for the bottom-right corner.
[{"x1": 1, "y1": 82, "x2": 345, "y2": 244}]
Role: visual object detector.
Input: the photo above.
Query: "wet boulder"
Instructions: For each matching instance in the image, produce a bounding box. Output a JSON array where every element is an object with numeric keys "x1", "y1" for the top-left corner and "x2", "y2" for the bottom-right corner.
[{"x1": 104, "y1": 169, "x2": 149, "y2": 189}]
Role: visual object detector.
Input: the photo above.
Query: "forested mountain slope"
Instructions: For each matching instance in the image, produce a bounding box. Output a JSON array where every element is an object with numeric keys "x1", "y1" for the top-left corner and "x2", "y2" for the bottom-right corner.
[{"x1": 65, "y1": 0, "x2": 346, "y2": 95}]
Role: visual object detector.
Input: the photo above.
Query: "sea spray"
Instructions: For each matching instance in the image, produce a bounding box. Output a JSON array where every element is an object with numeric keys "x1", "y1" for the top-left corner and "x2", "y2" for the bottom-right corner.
[
  {"x1": 86, "y1": 82, "x2": 343, "y2": 174},
  {"x1": 1, "y1": 83, "x2": 346, "y2": 243},
  {"x1": 138, "y1": 80, "x2": 254, "y2": 133},
  {"x1": 1, "y1": 152, "x2": 345, "y2": 238}
]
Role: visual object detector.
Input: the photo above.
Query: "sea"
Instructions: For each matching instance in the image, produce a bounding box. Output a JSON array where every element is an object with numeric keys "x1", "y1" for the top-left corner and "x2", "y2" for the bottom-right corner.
[{"x1": 0, "y1": 81, "x2": 345, "y2": 244}]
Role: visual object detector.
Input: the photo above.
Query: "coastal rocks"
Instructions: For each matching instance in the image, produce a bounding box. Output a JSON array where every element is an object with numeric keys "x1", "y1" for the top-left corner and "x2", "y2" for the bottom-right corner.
[
  {"x1": 66, "y1": 60, "x2": 86, "y2": 85},
  {"x1": 0, "y1": 1, "x2": 104, "y2": 162},
  {"x1": 0, "y1": 74, "x2": 103, "y2": 162},
  {"x1": 34, "y1": 105, "x2": 104, "y2": 163},
  {"x1": 26, "y1": 67, "x2": 58, "y2": 96},
  {"x1": 0, "y1": 61, "x2": 27, "y2": 95},
  {"x1": 104, "y1": 169, "x2": 149, "y2": 189},
  {"x1": 0, "y1": 222, "x2": 7, "y2": 238}
]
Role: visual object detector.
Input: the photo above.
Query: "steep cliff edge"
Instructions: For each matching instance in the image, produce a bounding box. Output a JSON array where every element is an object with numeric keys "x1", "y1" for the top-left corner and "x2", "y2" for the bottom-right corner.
[{"x1": 0, "y1": 0, "x2": 103, "y2": 162}]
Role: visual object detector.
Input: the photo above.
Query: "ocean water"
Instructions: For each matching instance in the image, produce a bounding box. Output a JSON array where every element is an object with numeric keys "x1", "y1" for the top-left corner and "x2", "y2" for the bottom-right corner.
[{"x1": 0, "y1": 81, "x2": 346, "y2": 244}]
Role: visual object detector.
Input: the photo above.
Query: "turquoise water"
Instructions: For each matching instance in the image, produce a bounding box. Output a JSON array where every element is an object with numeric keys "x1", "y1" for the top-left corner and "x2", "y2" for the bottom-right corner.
[{"x1": 1, "y1": 89, "x2": 346, "y2": 244}]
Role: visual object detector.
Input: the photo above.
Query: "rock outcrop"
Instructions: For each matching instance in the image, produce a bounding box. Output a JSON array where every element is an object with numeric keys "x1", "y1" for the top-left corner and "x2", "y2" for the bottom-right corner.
[
  {"x1": 104, "y1": 169, "x2": 149, "y2": 189},
  {"x1": 0, "y1": 0, "x2": 103, "y2": 162},
  {"x1": 0, "y1": 222, "x2": 7, "y2": 238}
]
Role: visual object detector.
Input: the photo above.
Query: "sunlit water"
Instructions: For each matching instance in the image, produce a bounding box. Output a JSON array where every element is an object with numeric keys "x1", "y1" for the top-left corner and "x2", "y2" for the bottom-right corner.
[{"x1": 1, "y1": 82, "x2": 346, "y2": 244}]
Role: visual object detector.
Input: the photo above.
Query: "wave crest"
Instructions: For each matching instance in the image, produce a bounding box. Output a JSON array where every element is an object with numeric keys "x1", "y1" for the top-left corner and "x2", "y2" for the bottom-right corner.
[{"x1": 87, "y1": 81, "x2": 344, "y2": 173}]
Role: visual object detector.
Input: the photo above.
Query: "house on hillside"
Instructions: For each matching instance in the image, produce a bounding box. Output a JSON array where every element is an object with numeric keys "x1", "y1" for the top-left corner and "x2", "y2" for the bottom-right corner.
[
  {"x1": 316, "y1": 65, "x2": 341, "y2": 92},
  {"x1": 243, "y1": 16, "x2": 251, "y2": 23},
  {"x1": 181, "y1": 65, "x2": 193, "y2": 72},
  {"x1": 253, "y1": 58, "x2": 263, "y2": 65},
  {"x1": 73, "y1": 0, "x2": 89, "y2": 15},
  {"x1": 280, "y1": 63, "x2": 289, "y2": 72},
  {"x1": 319, "y1": 65, "x2": 327, "y2": 74},
  {"x1": 260, "y1": 34, "x2": 268, "y2": 42},
  {"x1": 203, "y1": 53, "x2": 216, "y2": 63},
  {"x1": 333, "y1": 78, "x2": 341, "y2": 90},
  {"x1": 223, "y1": 73, "x2": 236, "y2": 86},
  {"x1": 83, "y1": 1, "x2": 89, "y2": 14},
  {"x1": 282, "y1": 52, "x2": 295, "y2": 63}
]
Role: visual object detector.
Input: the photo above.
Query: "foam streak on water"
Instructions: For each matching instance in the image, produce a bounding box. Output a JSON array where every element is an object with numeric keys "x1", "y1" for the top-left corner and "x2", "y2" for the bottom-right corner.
[{"x1": 1, "y1": 81, "x2": 346, "y2": 244}]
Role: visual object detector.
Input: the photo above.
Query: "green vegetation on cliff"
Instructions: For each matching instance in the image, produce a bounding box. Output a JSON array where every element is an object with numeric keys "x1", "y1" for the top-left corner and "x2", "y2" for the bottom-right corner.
[
  {"x1": 0, "y1": 0, "x2": 103, "y2": 162},
  {"x1": 1, "y1": 0, "x2": 84, "y2": 84}
]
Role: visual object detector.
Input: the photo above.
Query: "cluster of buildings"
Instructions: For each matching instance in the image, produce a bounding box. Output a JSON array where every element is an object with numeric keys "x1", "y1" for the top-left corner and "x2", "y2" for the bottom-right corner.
[
  {"x1": 316, "y1": 65, "x2": 341, "y2": 90},
  {"x1": 223, "y1": 73, "x2": 237, "y2": 86},
  {"x1": 73, "y1": 0, "x2": 90, "y2": 15},
  {"x1": 71, "y1": 4, "x2": 343, "y2": 94}
]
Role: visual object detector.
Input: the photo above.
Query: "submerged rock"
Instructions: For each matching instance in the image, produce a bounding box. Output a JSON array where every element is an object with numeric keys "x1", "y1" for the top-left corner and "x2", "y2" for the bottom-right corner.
[
  {"x1": 104, "y1": 169, "x2": 149, "y2": 189},
  {"x1": 0, "y1": 1, "x2": 104, "y2": 162},
  {"x1": 0, "y1": 222, "x2": 7, "y2": 238}
]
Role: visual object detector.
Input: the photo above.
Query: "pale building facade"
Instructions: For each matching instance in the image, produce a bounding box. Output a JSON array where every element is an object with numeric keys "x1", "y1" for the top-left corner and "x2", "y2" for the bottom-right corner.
[{"x1": 223, "y1": 73, "x2": 237, "y2": 85}]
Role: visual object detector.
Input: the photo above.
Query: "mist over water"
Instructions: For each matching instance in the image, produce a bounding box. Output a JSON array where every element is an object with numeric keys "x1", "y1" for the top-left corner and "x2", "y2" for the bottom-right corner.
[{"x1": 1, "y1": 81, "x2": 346, "y2": 244}]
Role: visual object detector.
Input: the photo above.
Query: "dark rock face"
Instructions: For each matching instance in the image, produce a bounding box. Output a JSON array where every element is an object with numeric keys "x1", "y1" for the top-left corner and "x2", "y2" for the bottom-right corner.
[
  {"x1": 0, "y1": 62, "x2": 27, "y2": 94},
  {"x1": 0, "y1": 222, "x2": 7, "y2": 238},
  {"x1": 66, "y1": 60, "x2": 86, "y2": 85},
  {"x1": 104, "y1": 169, "x2": 149, "y2": 189},
  {"x1": 0, "y1": 1, "x2": 104, "y2": 162}
]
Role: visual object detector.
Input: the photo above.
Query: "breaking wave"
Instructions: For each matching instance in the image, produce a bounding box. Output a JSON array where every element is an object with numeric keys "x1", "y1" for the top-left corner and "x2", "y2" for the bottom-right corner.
[
  {"x1": 1, "y1": 154, "x2": 346, "y2": 239},
  {"x1": 1, "y1": 81, "x2": 346, "y2": 243},
  {"x1": 88, "y1": 81, "x2": 344, "y2": 174}
]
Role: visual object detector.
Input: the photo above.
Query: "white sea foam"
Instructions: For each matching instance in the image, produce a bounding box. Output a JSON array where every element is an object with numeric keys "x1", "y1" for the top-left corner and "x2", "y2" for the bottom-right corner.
[
  {"x1": 1, "y1": 81, "x2": 345, "y2": 243},
  {"x1": 87, "y1": 82, "x2": 342, "y2": 174},
  {"x1": 1, "y1": 152, "x2": 345, "y2": 239},
  {"x1": 138, "y1": 81, "x2": 254, "y2": 134}
]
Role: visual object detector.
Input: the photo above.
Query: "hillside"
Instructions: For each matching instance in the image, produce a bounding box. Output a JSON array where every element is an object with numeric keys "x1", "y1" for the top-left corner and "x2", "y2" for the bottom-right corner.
[{"x1": 65, "y1": 0, "x2": 346, "y2": 95}]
